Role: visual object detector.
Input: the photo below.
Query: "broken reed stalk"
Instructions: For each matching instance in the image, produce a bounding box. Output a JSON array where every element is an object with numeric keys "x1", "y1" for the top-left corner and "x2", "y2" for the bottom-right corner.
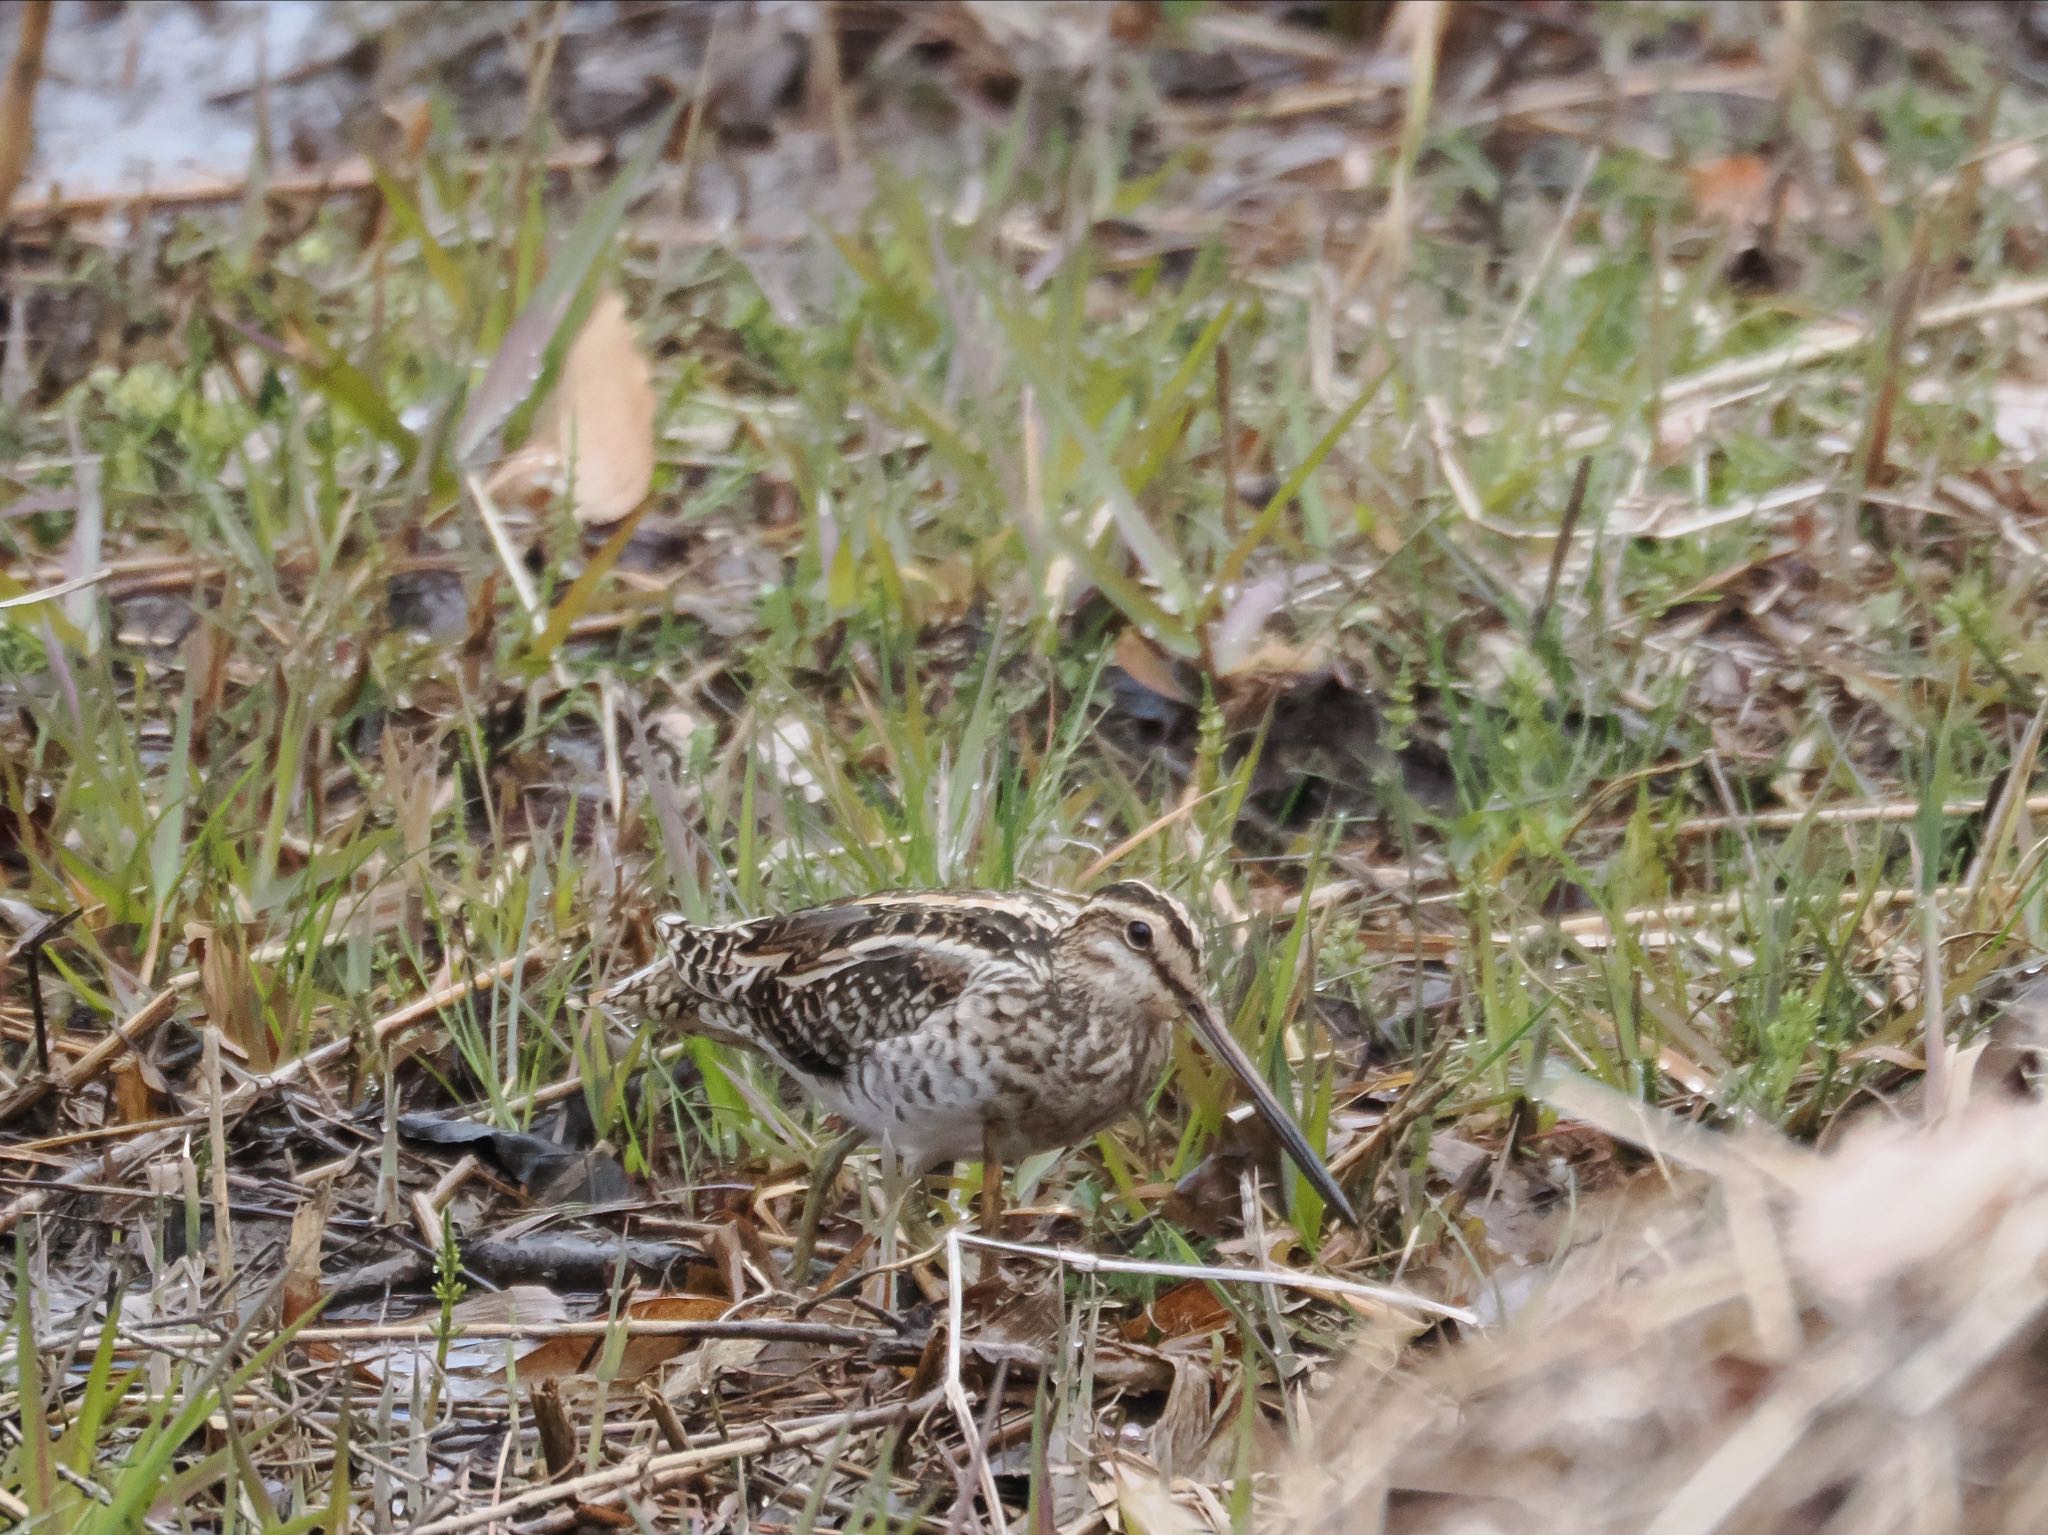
[
  {"x1": 0, "y1": 984, "x2": 178, "y2": 1123},
  {"x1": 530, "y1": 1379, "x2": 577, "y2": 1477},
  {"x1": 205, "y1": 1025, "x2": 234, "y2": 1283}
]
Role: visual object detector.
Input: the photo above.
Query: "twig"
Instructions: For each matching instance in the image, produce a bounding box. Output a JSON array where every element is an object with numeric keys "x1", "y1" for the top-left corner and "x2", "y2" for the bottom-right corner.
[
  {"x1": 0, "y1": 1113, "x2": 206, "y2": 1157},
  {"x1": 464, "y1": 470, "x2": 545, "y2": 631},
  {"x1": 1075, "y1": 787, "x2": 1230, "y2": 885},
  {"x1": 956, "y1": 1235, "x2": 1475, "y2": 1324},
  {"x1": 109, "y1": 1317, "x2": 886, "y2": 1350},
  {"x1": 794, "y1": 1235, "x2": 941, "y2": 1317},
  {"x1": 1847, "y1": 187, "x2": 1941, "y2": 563},
  {"x1": 0, "y1": 0, "x2": 51, "y2": 224},
  {"x1": 1326, "y1": 1024, "x2": 1460, "y2": 1182},
  {"x1": 640, "y1": 1381, "x2": 692, "y2": 1451},
  {"x1": 0, "y1": 567, "x2": 111, "y2": 610},
  {"x1": 949, "y1": 1357, "x2": 1013, "y2": 1535},
  {"x1": 1506, "y1": 884, "x2": 1928, "y2": 950},
  {"x1": 5, "y1": 906, "x2": 81, "y2": 1071},
  {"x1": 6, "y1": 140, "x2": 608, "y2": 226},
  {"x1": 1216, "y1": 343, "x2": 1239, "y2": 541},
  {"x1": 946, "y1": 1229, "x2": 1010, "y2": 1535},
  {"x1": 1539, "y1": 1071, "x2": 1807, "y2": 1191},
  {"x1": 1530, "y1": 455, "x2": 1593, "y2": 641},
  {"x1": 1673, "y1": 790, "x2": 2048, "y2": 839},
  {"x1": 1422, "y1": 395, "x2": 1489, "y2": 528},
  {"x1": 1657, "y1": 274, "x2": 2048, "y2": 410},
  {"x1": 204, "y1": 1027, "x2": 234, "y2": 1283},
  {"x1": 465, "y1": 471, "x2": 573, "y2": 693},
  {"x1": 367, "y1": 952, "x2": 549, "y2": 1047},
  {"x1": 405, "y1": 1389, "x2": 943, "y2": 1535}
]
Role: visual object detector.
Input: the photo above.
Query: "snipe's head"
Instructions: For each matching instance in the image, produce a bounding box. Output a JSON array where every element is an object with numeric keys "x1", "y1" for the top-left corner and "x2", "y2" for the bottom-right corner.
[
  {"x1": 1058, "y1": 879, "x2": 1359, "y2": 1226},
  {"x1": 1055, "y1": 880, "x2": 1210, "y2": 1018}
]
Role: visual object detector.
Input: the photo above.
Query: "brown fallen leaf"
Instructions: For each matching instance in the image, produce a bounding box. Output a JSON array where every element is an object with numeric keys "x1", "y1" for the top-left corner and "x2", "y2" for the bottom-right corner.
[
  {"x1": 1113, "y1": 628, "x2": 1193, "y2": 705},
  {"x1": 1120, "y1": 1280, "x2": 1231, "y2": 1343},
  {"x1": 110, "y1": 1060, "x2": 154, "y2": 1124},
  {"x1": 492, "y1": 288, "x2": 657, "y2": 527},
  {"x1": 1687, "y1": 153, "x2": 1771, "y2": 224},
  {"x1": 514, "y1": 1293, "x2": 730, "y2": 1383}
]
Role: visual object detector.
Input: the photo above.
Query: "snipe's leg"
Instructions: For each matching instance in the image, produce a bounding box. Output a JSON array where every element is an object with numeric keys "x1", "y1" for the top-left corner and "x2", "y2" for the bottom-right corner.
[
  {"x1": 789, "y1": 1126, "x2": 864, "y2": 1282},
  {"x1": 978, "y1": 1126, "x2": 1005, "y2": 1282}
]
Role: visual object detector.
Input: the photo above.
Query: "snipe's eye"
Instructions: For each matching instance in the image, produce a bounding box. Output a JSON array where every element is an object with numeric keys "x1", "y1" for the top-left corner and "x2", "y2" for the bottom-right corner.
[{"x1": 1124, "y1": 919, "x2": 1153, "y2": 950}]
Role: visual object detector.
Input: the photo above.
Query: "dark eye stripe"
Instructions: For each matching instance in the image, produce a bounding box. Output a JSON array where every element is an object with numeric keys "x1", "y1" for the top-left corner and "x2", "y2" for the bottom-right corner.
[
  {"x1": 1158, "y1": 905, "x2": 1199, "y2": 957},
  {"x1": 1093, "y1": 883, "x2": 1201, "y2": 949}
]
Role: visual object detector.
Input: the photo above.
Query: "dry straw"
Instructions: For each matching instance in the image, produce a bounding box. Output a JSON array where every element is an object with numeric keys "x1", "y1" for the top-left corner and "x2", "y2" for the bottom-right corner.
[{"x1": 1279, "y1": 1060, "x2": 2048, "y2": 1535}]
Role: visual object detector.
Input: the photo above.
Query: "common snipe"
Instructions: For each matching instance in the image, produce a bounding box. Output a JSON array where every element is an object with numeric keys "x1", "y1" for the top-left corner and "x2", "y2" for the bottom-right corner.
[{"x1": 599, "y1": 880, "x2": 1357, "y2": 1261}]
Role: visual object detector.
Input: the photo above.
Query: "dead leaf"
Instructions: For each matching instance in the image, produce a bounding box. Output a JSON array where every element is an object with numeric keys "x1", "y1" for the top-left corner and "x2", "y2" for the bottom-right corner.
[
  {"x1": 381, "y1": 94, "x2": 433, "y2": 162},
  {"x1": 460, "y1": 1284, "x2": 573, "y2": 1329},
  {"x1": 1113, "y1": 1465, "x2": 1203, "y2": 1535},
  {"x1": 185, "y1": 620, "x2": 232, "y2": 757},
  {"x1": 973, "y1": 1272, "x2": 1065, "y2": 1361},
  {"x1": 1207, "y1": 575, "x2": 1291, "y2": 677},
  {"x1": 110, "y1": 1061, "x2": 153, "y2": 1124},
  {"x1": 1121, "y1": 1280, "x2": 1231, "y2": 1342},
  {"x1": 358, "y1": 1286, "x2": 570, "y2": 1399},
  {"x1": 1113, "y1": 628, "x2": 1193, "y2": 705},
  {"x1": 1687, "y1": 154, "x2": 1771, "y2": 224},
  {"x1": 186, "y1": 922, "x2": 271, "y2": 1069},
  {"x1": 663, "y1": 1335, "x2": 768, "y2": 1400},
  {"x1": 514, "y1": 1293, "x2": 730, "y2": 1383},
  {"x1": 493, "y1": 288, "x2": 657, "y2": 527},
  {"x1": 396, "y1": 1111, "x2": 632, "y2": 1203},
  {"x1": 1991, "y1": 380, "x2": 2048, "y2": 457}
]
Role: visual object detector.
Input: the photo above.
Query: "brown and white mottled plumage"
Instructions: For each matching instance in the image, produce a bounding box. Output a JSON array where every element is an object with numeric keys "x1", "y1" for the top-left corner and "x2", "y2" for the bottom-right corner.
[{"x1": 598, "y1": 880, "x2": 1356, "y2": 1222}]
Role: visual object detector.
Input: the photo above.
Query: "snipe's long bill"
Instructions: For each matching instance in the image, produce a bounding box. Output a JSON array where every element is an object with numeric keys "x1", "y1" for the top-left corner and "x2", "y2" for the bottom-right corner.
[
  {"x1": 599, "y1": 880, "x2": 1358, "y2": 1226},
  {"x1": 1176, "y1": 989, "x2": 1356, "y2": 1223}
]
